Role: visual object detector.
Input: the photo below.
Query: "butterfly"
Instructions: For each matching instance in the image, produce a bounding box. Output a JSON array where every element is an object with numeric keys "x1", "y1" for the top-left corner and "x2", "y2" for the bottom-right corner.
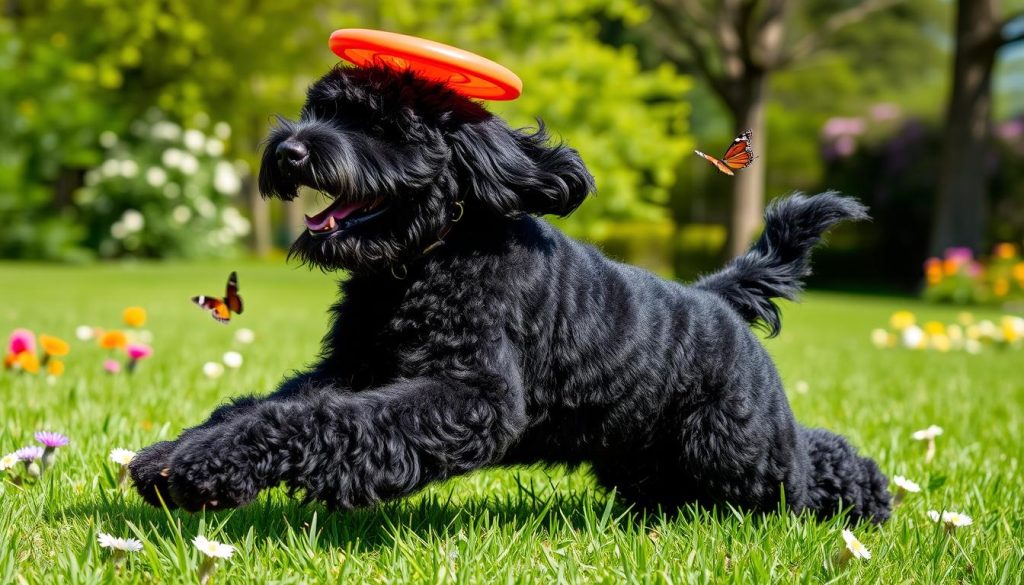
[
  {"x1": 192, "y1": 272, "x2": 244, "y2": 324},
  {"x1": 694, "y1": 129, "x2": 756, "y2": 176}
]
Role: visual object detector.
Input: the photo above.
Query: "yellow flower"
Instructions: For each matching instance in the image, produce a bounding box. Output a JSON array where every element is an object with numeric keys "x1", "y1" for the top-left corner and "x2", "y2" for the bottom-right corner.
[
  {"x1": 890, "y1": 311, "x2": 916, "y2": 330},
  {"x1": 39, "y1": 334, "x2": 70, "y2": 357},
  {"x1": 16, "y1": 352, "x2": 40, "y2": 374},
  {"x1": 1002, "y1": 317, "x2": 1024, "y2": 344},
  {"x1": 47, "y1": 359, "x2": 65, "y2": 376},
  {"x1": 923, "y1": 321, "x2": 945, "y2": 336},
  {"x1": 957, "y1": 312, "x2": 975, "y2": 326},
  {"x1": 1013, "y1": 263, "x2": 1024, "y2": 282},
  {"x1": 99, "y1": 330, "x2": 127, "y2": 350},
  {"x1": 994, "y1": 242, "x2": 1017, "y2": 260},
  {"x1": 993, "y1": 278, "x2": 1009, "y2": 297},
  {"x1": 123, "y1": 306, "x2": 147, "y2": 327}
]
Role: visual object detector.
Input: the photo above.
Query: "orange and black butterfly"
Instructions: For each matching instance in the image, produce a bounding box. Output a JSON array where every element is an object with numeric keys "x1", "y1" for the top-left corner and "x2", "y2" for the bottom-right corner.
[
  {"x1": 694, "y1": 129, "x2": 756, "y2": 176},
  {"x1": 192, "y1": 271, "x2": 243, "y2": 324}
]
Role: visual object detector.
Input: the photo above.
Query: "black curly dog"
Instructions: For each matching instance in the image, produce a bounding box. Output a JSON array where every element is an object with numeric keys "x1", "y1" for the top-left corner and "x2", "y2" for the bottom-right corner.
[{"x1": 130, "y1": 65, "x2": 890, "y2": 524}]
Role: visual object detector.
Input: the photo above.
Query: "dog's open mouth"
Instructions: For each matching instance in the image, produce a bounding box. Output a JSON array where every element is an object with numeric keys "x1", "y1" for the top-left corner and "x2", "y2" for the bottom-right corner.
[{"x1": 304, "y1": 195, "x2": 388, "y2": 238}]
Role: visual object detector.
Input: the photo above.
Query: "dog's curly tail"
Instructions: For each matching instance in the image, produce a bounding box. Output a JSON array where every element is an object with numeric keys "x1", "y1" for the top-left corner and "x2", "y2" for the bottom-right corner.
[{"x1": 695, "y1": 192, "x2": 868, "y2": 337}]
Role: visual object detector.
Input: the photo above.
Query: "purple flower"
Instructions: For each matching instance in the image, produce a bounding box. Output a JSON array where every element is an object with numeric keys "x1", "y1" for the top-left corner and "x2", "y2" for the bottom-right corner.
[
  {"x1": 35, "y1": 431, "x2": 69, "y2": 448},
  {"x1": 14, "y1": 446, "x2": 44, "y2": 462}
]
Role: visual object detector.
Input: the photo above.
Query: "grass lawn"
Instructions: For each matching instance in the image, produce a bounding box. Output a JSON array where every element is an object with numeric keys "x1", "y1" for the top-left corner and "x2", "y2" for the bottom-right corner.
[{"x1": 1, "y1": 261, "x2": 1022, "y2": 583}]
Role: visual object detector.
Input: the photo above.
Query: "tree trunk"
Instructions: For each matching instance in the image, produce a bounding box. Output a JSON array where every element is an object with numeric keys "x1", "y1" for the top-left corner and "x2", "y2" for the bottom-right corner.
[
  {"x1": 244, "y1": 174, "x2": 271, "y2": 257},
  {"x1": 930, "y1": 0, "x2": 1000, "y2": 256},
  {"x1": 725, "y1": 74, "x2": 767, "y2": 258},
  {"x1": 284, "y1": 197, "x2": 305, "y2": 244}
]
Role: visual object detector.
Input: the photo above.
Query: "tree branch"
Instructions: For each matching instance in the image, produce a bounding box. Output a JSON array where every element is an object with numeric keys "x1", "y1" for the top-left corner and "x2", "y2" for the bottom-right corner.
[{"x1": 782, "y1": 0, "x2": 904, "y2": 64}]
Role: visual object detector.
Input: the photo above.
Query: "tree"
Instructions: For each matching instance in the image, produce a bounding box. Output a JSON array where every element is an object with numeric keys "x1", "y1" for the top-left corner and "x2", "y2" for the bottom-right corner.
[
  {"x1": 645, "y1": 0, "x2": 906, "y2": 258},
  {"x1": 930, "y1": 0, "x2": 1024, "y2": 255}
]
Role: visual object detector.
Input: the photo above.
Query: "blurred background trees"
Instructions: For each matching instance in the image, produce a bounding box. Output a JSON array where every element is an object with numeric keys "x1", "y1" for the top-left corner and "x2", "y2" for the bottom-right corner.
[{"x1": 1, "y1": 0, "x2": 1023, "y2": 292}]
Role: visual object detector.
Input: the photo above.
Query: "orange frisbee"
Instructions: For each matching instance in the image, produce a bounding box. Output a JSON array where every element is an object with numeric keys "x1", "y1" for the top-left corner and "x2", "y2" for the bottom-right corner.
[{"x1": 329, "y1": 29, "x2": 522, "y2": 101}]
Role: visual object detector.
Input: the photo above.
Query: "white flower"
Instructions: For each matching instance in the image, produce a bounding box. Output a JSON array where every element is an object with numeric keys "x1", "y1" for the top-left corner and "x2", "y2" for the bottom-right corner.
[
  {"x1": 145, "y1": 166, "x2": 168, "y2": 188},
  {"x1": 234, "y1": 328, "x2": 255, "y2": 344},
  {"x1": 870, "y1": 328, "x2": 890, "y2": 348},
  {"x1": 213, "y1": 161, "x2": 241, "y2": 195},
  {"x1": 109, "y1": 448, "x2": 136, "y2": 466},
  {"x1": 179, "y1": 153, "x2": 199, "y2": 175},
  {"x1": 184, "y1": 129, "x2": 206, "y2": 153},
  {"x1": 793, "y1": 380, "x2": 810, "y2": 394},
  {"x1": 929, "y1": 510, "x2": 973, "y2": 528},
  {"x1": 98, "y1": 532, "x2": 143, "y2": 552},
  {"x1": 99, "y1": 131, "x2": 118, "y2": 148},
  {"x1": 205, "y1": 138, "x2": 225, "y2": 157},
  {"x1": 151, "y1": 121, "x2": 181, "y2": 141},
  {"x1": 0, "y1": 452, "x2": 18, "y2": 471},
  {"x1": 194, "y1": 196, "x2": 216, "y2": 219},
  {"x1": 162, "y1": 148, "x2": 184, "y2": 169},
  {"x1": 222, "y1": 207, "x2": 250, "y2": 236},
  {"x1": 203, "y1": 361, "x2": 224, "y2": 379},
  {"x1": 193, "y1": 535, "x2": 235, "y2": 559},
  {"x1": 901, "y1": 325, "x2": 926, "y2": 349},
  {"x1": 912, "y1": 425, "x2": 944, "y2": 441},
  {"x1": 841, "y1": 529, "x2": 871, "y2": 560},
  {"x1": 172, "y1": 205, "x2": 193, "y2": 225},
  {"x1": 213, "y1": 122, "x2": 231, "y2": 140},
  {"x1": 76, "y1": 325, "x2": 95, "y2": 341},
  {"x1": 110, "y1": 221, "x2": 128, "y2": 240},
  {"x1": 893, "y1": 475, "x2": 921, "y2": 493},
  {"x1": 119, "y1": 159, "x2": 139, "y2": 178},
  {"x1": 222, "y1": 351, "x2": 243, "y2": 369},
  {"x1": 121, "y1": 209, "x2": 145, "y2": 233},
  {"x1": 101, "y1": 159, "x2": 121, "y2": 178}
]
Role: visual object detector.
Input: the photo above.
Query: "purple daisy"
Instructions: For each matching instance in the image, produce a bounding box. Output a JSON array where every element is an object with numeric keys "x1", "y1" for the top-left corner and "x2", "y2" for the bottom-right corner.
[
  {"x1": 35, "y1": 431, "x2": 70, "y2": 448},
  {"x1": 14, "y1": 446, "x2": 44, "y2": 462}
]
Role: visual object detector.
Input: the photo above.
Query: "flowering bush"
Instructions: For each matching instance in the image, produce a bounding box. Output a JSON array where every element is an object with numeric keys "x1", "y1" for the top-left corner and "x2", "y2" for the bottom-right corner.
[
  {"x1": 74, "y1": 111, "x2": 250, "y2": 259},
  {"x1": 923, "y1": 244, "x2": 1024, "y2": 305}
]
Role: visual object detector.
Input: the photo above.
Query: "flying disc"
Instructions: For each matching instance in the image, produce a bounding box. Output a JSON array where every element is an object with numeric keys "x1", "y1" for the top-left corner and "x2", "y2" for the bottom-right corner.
[{"x1": 329, "y1": 29, "x2": 522, "y2": 101}]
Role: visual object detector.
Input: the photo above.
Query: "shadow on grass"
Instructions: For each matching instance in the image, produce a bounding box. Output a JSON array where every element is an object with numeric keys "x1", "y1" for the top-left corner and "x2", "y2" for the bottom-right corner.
[{"x1": 51, "y1": 469, "x2": 663, "y2": 553}]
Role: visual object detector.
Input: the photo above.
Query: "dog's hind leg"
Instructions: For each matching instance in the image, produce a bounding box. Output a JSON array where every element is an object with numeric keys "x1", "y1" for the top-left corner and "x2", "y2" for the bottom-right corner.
[{"x1": 155, "y1": 372, "x2": 527, "y2": 511}]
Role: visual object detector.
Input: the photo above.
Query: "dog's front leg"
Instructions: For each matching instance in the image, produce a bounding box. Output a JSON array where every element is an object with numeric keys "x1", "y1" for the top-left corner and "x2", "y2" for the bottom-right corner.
[
  {"x1": 160, "y1": 373, "x2": 526, "y2": 511},
  {"x1": 129, "y1": 371, "x2": 328, "y2": 508}
]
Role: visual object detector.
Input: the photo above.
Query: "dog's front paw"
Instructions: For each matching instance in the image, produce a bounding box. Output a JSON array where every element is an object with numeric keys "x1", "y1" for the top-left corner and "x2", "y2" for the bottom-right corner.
[
  {"x1": 129, "y1": 441, "x2": 179, "y2": 508},
  {"x1": 165, "y1": 437, "x2": 263, "y2": 512}
]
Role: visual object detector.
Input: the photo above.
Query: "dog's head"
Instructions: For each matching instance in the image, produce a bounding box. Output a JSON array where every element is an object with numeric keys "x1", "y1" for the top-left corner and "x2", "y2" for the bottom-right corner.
[{"x1": 259, "y1": 65, "x2": 595, "y2": 272}]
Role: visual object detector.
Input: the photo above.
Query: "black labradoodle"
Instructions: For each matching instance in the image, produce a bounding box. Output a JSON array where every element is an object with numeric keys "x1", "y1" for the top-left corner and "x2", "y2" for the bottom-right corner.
[{"x1": 130, "y1": 64, "x2": 890, "y2": 524}]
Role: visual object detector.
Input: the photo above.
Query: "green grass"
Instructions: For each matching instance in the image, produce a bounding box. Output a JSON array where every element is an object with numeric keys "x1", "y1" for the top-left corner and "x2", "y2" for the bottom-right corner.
[{"x1": 1, "y1": 261, "x2": 1022, "y2": 583}]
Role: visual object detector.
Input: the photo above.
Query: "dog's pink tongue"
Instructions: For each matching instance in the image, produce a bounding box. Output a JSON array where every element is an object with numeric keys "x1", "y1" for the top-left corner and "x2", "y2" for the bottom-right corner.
[{"x1": 304, "y1": 201, "x2": 364, "y2": 231}]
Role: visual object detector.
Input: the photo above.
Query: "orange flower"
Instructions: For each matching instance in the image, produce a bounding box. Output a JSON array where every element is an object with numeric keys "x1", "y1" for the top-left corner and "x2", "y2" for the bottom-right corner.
[
  {"x1": 1013, "y1": 263, "x2": 1024, "y2": 282},
  {"x1": 924, "y1": 258, "x2": 943, "y2": 284},
  {"x1": 3, "y1": 352, "x2": 17, "y2": 369},
  {"x1": 123, "y1": 306, "x2": 147, "y2": 327},
  {"x1": 16, "y1": 352, "x2": 40, "y2": 374},
  {"x1": 99, "y1": 330, "x2": 128, "y2": 350},
  {"x1": 39, "y1": 334, "x2": 70, "y2": 357},
  {"x1": 942, "y1": 258, "x2": 960, "y2": 276},
  {"x1": 994, "y1": 243, "x2": 1017, "y2": 260},
  {"x1": 47, "y1": 359, "x2": 65, "y2": 376},
  {"x1": 993, "y1": 278, "x2": 1010, "y2": 297}
]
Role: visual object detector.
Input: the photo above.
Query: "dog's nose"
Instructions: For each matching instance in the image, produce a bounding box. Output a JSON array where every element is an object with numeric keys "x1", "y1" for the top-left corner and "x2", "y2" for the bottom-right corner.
[{"x1": 276, "y1": 139, "x2": 308, "y2": 169}]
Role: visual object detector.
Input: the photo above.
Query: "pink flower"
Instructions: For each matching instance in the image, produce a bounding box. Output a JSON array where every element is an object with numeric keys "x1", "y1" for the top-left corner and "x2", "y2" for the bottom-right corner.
[
  {"x1": 104, "y1": 359, "x2": 122, "y2": 374},
  {"x1": 126, "y1": 344, "x2": 153, "y2": 360},
  {"x1": 34, "y1": 431, "x2": 69, "y2": 448},
  {"x1": 14, "y1": 446, "x2": 44, "y2": 462},
  {"x1": 8, "y1": 328, "x2": 35, "y2": 355},
  {"x1": 945, "y1": 247, "x2": 973, "y2": 263}
]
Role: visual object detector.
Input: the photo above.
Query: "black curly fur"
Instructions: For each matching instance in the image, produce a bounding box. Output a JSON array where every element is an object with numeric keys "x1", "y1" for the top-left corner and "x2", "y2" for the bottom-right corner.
[{"x1": 130, "y1": 64, "x2": 890, "y2": 524}]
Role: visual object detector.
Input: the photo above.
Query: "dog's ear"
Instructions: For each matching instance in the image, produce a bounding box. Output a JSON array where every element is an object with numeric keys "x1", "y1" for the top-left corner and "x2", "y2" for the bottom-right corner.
[{"x1": 451, "y1": 118, "x2": 595, "y2": 217}]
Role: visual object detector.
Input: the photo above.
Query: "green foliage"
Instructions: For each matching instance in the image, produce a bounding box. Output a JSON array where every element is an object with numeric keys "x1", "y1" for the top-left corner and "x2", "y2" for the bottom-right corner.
[
  {"x1": 2, "y1": 263, "x2": 1023, "y2": 582},
  {"x1": 74, "y1": 113, "x2": 249, "y2": 259}
]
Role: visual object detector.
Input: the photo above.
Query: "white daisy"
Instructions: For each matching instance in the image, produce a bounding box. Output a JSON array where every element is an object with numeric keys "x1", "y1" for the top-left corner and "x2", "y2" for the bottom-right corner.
[
  {"x1": 911, "y1": 425, "x2": 943, "y2": 441},
  {"x1": 109, "y1": 448, "x2": 136, "y2": 466},
  {"x1": 193, "y1": 535, "x2": 235, "y2": 559},
  {"x1": 841, "y1": 529, "x2": 871, "y2": 560},
  {"x1": 76, "y1": 325, "x2": 95, "y2": 341},
  {"x1": 0, "y1": 452, "x2": 18, "y2": 471},
  {"x1": 234, "y1": 328, "x2": 255, "y2": 345},
  {"x1": 222, "y1": 351, "x2": 243, "y2": 369},
  {"x1": 98, "y1": 532, "x2": 143, "y2": 552},
  {"x1": 203, "y1": 361, "x2": 225, "y2": 379},
  {"x1": 893, "y1": 475, "x2": 921, "y2": 493}
]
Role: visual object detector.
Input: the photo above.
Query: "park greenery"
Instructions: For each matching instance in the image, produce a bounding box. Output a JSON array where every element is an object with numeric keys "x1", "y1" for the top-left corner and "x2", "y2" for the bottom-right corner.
[{"x1": 2, "y1": 0, "x2": 1023, "y2": 285}]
